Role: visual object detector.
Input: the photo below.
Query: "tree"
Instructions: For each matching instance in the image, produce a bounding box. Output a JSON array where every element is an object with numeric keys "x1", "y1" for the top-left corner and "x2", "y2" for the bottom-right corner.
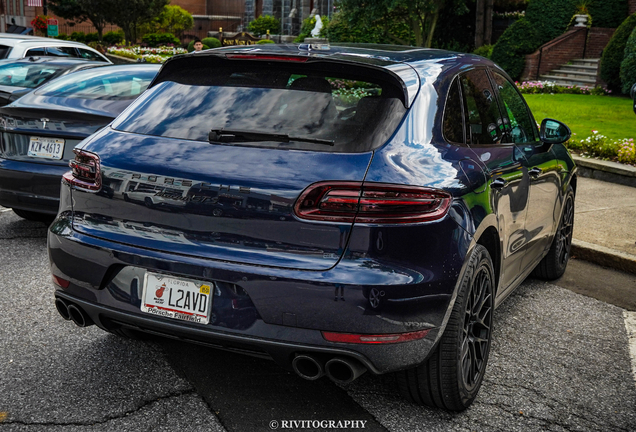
[
  {"x1": 103, "y1": 0, "x2": 169, "y2": 45},
  {"x1": 152, "y1": 5, "x2": 193, "y2": 38},
  {"x1": 336, "y1": 0, "x2": 468, "y2": 48},
  {"x1": 48, "y1": 0, "x2": 110, "y2": 40}
]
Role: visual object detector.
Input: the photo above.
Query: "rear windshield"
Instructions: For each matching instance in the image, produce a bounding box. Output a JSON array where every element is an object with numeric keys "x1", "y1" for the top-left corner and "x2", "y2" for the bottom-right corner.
[
  {"x1": 112, "y1": 57, "x2": 408, "y2": 153},
  {"x1": 0, "y1": 63, "x2": 66, "y2": 88},
  {"x1": 35, "y1": 67, "x2": 157, "y2": 100}
]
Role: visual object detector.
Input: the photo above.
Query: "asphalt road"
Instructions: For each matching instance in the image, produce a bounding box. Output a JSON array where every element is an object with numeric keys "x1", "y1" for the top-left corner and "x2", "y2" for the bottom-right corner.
[{"x1": 1, "y1": 207, "x2": 635, "y2": 432}]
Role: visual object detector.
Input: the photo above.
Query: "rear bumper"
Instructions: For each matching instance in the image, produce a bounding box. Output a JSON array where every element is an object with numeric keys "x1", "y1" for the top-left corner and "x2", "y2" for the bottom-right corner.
[
  {"x1": 48, "y1": 211, "x2": 471, "y2": 373},
  {"x1": 0, "y1": 157, "x2": 66, "y2": 214}
]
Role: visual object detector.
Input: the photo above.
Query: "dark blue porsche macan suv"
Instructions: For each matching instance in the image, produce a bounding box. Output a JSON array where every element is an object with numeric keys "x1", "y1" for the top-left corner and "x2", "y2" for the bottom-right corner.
[{"x1": 48, "y1": 44, "x2": 576, "y2": 410}]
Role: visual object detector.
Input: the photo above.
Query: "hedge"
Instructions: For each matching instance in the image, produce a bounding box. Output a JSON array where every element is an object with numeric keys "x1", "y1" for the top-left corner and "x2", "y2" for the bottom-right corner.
[
  {"x1": 491, "y1": 19, "x2": 541, "y2": 80},
  {"x1": 201, "y1": 37, "x2": 221, "y2": 48},
  {"x1": 601, "y1": 13, "x2": 636, "y2": 92},
  {"x1": 142, "y1": 33, "x2": 180, "y2": 47},
  {"x1": 524, "y1": 0, "x2": 578, "y2": 42},
  {"x1": 620, "y1": 26, "x2": 636, "y2": 93},
  {"x1": 588, "y1": 0, "x2": 628, "y2": 28}
]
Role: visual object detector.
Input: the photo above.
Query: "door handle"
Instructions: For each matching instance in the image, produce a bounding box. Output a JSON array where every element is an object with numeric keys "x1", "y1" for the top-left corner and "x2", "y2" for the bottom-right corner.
[
  {"x1": 529, "y1": 167, "x2": 542, "y2": 178},
  {"x1": 491, "y1": 177, "x2": 507, "y2": 189}
]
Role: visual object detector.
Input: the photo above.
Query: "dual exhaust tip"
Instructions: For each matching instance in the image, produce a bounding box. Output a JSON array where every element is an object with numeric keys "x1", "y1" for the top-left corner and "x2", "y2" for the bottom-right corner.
[
  {"x1": 292, "y1": 354, "x2": 367, "y2": 384},
  {"x1": 55, "y1": 298, "x2": 93, "y2": 327}
]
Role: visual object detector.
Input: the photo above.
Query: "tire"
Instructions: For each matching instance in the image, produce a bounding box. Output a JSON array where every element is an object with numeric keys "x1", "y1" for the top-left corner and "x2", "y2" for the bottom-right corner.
[
  {"x1": 12, "y1": 208, "x2": 54, "y2": 224},
  {"x1": 396, "y1": 244, "x2": 495, "y2": 411},
  {"x1": 532, "y1": 185, "x2": 575, "y2": 280},
  {"x1": 144, "y1": 197, "x2": 154, "y2": 209}
]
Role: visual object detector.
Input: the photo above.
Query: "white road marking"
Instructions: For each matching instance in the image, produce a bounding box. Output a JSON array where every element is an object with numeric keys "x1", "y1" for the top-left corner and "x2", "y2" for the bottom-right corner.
[
  {"x1": 0, "y1": 208, "x2": 12, "y2": 213},
  {"x1": 624, "y1": 311, "x2": 636, "y2": 388}
]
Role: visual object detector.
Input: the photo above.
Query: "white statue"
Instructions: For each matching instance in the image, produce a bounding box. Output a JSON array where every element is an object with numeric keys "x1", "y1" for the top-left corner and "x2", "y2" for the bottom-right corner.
[{"x1": 311, "y1": 15, "x2": 323, "y2": 37}]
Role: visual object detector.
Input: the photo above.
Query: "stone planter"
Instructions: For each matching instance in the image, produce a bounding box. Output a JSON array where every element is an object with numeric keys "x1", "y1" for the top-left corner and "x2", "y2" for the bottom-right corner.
[{"x1": 574, "y1": 14, "x2": 589, "y2": 27}]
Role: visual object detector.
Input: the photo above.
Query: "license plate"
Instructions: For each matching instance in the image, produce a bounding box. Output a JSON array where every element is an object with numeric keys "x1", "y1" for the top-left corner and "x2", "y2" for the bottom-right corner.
[
  {"x1": 141, "y1": 272, "x2": 213, "y2": 324},
  {"x1": 28, "y1": 136, "x2": 65, "y2": 160}
]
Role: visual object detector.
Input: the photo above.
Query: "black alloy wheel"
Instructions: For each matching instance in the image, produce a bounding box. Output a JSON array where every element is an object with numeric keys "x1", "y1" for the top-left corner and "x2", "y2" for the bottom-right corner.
[
  {"x1": 532, "y1": 184, "x2": 575, "y2": 280},
  {"x1": 397, "y1": 244, "x2": 494, "y2": 411}
]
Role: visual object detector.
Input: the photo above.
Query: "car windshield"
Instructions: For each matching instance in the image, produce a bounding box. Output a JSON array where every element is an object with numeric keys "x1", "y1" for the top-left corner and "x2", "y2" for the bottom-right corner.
[
  {"x1": 35, "y1": 67, "x2": 158, "y2": 100},
  {"x1": 113, "y1": 59, "x2": 407, "y2": 153},
  {"x1": 0, "y1": 62, "x2": 67, "y2": 88}
]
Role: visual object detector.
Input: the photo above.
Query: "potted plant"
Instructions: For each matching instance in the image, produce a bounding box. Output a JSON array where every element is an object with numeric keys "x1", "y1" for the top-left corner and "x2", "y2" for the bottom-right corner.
[{"x1": 573, "y1": 0, "x2": 591, "y2": 27}]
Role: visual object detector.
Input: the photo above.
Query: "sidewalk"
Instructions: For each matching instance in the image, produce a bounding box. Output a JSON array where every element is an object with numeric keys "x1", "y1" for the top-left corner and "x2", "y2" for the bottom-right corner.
[{"x1": 572, "y1": 159, "x2": 636, "y2": 275}]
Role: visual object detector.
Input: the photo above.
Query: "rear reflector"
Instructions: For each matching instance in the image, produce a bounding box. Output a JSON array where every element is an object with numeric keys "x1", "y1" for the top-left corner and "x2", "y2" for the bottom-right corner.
[
  {"x1": 225, "y1": 54, "x2": 308, "y2": 62},
  {"x1": 62, "y1": 149, "x2": 101, "y2": 193},
  {"x1": 322, "y1": 328, "x2": 431, "y2": 344},
  {"x1": 52, "y1": 275, "x2": 70, "y2": 288},
  {"x1": 294, "y1": 182, "x2": 451, "y2": 224}
]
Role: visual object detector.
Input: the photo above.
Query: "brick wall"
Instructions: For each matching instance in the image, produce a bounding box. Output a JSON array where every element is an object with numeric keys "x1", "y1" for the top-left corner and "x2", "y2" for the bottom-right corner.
[
  {"x1": 629, "y1": 0, "x2": 636, "y2": 15},
  {"x1": 586, "y1": 28, "x2": 616, "y2": 59},
  {"x1": 521, "y1": 27, "x2": 587, "y2": 81}
]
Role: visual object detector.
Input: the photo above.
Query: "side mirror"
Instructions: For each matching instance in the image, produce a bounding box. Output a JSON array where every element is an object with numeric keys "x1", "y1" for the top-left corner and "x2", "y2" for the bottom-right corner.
[{"x1": 540, "y1": 118, "x2": 571, "y2": 145}]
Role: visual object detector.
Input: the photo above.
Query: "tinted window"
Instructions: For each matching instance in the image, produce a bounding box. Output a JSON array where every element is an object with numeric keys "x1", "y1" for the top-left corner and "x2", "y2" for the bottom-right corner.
[
  {"x1": 113, "y1": 62, "x2": 407, "y2": 153},
  {"x1": 0, "y1": 63, "x2": 66, "y2": 88},
  {"x1": 491, "y1": 72, "x2": 539, "y2": 143},
  {"x1": 459, "y1": 69, "x2": 503, "y2": 145},
  {"x1": 0, "y1": 45, "x2": 11, "y2": 59},
  {"x1": 46, "y1": 46, "x2": 78, "y2": 57},
  {"x1": 36, "y1": 68, "x2": 157, "y2": 100},
  {"x1": 25, "y1": 47, "x2": 46, "y2": 57},
  {"x1": 443, "y1": 78, "x2": 465, "y2": 144},
  {"x1": 78, "y1": 48, "x2": 106, "y2": 62}
]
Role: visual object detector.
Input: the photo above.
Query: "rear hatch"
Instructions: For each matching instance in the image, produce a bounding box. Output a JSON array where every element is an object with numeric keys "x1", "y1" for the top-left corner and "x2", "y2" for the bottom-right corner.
[{"x1": 69, "y1": 52, "x2": 413, "y2": 270}]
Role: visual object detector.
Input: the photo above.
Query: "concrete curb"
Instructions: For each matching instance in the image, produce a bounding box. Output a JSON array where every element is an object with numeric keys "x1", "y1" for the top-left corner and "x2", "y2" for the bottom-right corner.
[
  {"x1": 105, "y1": 53, "x2": 137, "y2": 64},
  {"x1": 573, "y1": 155, "x2": 636, "y2": 188},
  {"x1": 571, "y1": 239, "x2": 636, "y2": 275}
]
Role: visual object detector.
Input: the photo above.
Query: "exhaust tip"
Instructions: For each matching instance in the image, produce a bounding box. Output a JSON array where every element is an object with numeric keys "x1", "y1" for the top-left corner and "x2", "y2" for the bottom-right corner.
[
  {"x1": 325, "y1": 357, "x2": 367, "y2": 384},
  {"x1": 67, "y1": 304, "x2": 93, "y2": 327},
  {"x1": 292, "y1": 354, "x2": 324, "y2": 380},
  {"x1": 55, "y1": 298, "x2": 71, "y2": 320}
]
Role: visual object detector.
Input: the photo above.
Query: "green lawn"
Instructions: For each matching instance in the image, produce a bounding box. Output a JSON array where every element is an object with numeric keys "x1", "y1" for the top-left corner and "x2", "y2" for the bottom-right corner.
[{"x1": 523, "y1": 94, "x2": 636, "y2": 140}]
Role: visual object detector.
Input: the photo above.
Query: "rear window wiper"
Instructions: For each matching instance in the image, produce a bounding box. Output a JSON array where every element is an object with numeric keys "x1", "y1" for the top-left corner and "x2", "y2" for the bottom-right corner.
[{"x1": 209, "y1": 129, "x2": 334, "y2": 146}]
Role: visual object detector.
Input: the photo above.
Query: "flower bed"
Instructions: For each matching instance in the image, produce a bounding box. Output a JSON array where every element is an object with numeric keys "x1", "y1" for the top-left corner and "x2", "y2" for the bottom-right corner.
[
  {"x1": 567, "y1": 131, "x2": 636, "y2": 165},
  {"x1": 517, "y1": 81, "x2": 610, "y2": 95},
  {"x1": 107, "y1": 46, "x2": 188, "y2": 63}
]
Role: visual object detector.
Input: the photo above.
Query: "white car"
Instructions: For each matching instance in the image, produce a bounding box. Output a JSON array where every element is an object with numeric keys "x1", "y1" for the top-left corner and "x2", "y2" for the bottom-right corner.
[{"x1": 0, "y1": 34, "x2": 111, "y2": 63}]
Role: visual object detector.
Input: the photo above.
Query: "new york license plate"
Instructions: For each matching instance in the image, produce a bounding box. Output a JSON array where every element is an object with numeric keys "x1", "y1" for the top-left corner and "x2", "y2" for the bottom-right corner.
[
  {"x1": 28, "y1": 136, "x2": 65, "y2": 160},
  {"x1": 141, "y1": 272, "x2": 212, "y2": 324}
]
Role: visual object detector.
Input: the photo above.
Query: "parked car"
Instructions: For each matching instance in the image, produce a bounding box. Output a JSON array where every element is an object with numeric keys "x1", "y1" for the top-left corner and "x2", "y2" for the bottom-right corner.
[
  {"x1": 0, "y1": 33, "x2": 110, "y2": 63},
  {"x1": 49, "y1": 44, "x2": 576, "y2": 410},
  {"x1": 631, "y1": 83, "x2": 636, "y2": 114},
  {"x1": 0, "y1": 57, "x2": 105, "y2": 107},
  {"x1": 0, "y1": 63, "x2": 160, "y2": 220}
]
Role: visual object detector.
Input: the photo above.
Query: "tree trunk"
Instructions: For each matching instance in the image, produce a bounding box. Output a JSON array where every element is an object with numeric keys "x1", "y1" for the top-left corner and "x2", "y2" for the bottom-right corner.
[
  {"x1": 411, "y1": 16, "x2": 423, "y2": 47},
  {"x1": 425, "y1": 9, "x2": 439, "y2": 48},
  {"x1": 475, "y1": 0, "x2": 485, "y2": 48},
  {"x1": 484, "y1": 0, "x2": 493, "y2": 45}
]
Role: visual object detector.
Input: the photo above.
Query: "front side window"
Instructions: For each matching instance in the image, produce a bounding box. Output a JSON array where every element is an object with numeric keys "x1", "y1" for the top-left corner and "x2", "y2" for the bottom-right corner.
[
  {"x1": 491, "y1": 72, "x2": 539, "y2": 144},
  {"x1": 459, "y1": 69, "x2": 503, "y2": 145},
  {"x1": 112, "y1": 59, "x2": 407, "y2": 153},
  {"x1": 25, "y1": 47, "x2": 46, "y2": 57},
  {"x1": 78, "y1": 48, "x2": 107, "y2": 62}
]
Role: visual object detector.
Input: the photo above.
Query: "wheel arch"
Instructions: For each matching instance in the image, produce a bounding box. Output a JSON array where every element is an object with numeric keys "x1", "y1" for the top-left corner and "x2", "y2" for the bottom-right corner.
[{"x1": 475, "y1": 226, "x2": 501, "y2": 296}]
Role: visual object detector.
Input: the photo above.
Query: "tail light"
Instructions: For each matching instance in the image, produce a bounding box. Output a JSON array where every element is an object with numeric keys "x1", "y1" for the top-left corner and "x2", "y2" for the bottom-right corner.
[
  {"x1": 62, "y1": 149, "x2": 101, "y2": 192},
  {"x1": 294, "y1": 182, "x2": 451, "y2": 224},
  {"x1": 52, "y1": 274, "x2": 70, "y2": 288},
  {"x1": 322, "y1": 328, "x2": 431, "y2": 344},
  {"x1": 225, "y1": 54, "x2": 308, "y2": 62}
]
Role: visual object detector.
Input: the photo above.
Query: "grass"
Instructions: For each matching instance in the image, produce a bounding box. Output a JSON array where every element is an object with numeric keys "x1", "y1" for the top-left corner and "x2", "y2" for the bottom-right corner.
[{"x1": 523, "y1": 94, "x2": 636, "y2": 140}]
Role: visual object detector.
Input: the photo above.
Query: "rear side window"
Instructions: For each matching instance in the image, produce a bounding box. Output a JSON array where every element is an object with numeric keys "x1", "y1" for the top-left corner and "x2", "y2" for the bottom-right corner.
[
  {"x1": 36, "y1": 68, "x2": 157, "y2": 100},
  {"x1": 78, "y1": 48, "x2": 107, "y2": 62},
  {"x1": 0, "y1": 45, "x2": 11, "y2": 59},
  {"x1": 113, "y1": 58, "x2": 408, "y2": 153},
  {"x1": 443, "y1": 78, "x2": 465, "y2": 144},
  {"x1": 46, "y1": 46, "x2": 78, "y2": 57},
  {"x1": 459, "y1": 69, "x2": 502, "y2": 145}
]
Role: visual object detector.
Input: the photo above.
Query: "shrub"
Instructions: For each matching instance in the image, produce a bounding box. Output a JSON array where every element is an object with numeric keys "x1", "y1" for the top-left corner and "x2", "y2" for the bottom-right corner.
[
  {"x1": 201, "y1": 37, "x2": 221, "y2": 48},
  {"x1": 516, "y1": 80, "x2": 611, "y2": 95},
  {"x1": 473, "y1": 44, "x2": 493, "y2": 59},
  {"x1": 617, "y1": 138, "x2": 636, "y2": 164},
  {"x1": 84, "y1": 32, "x2": 99, "y2": 43},
  {"x1": 248, "y1": 15, "x2": 280, "y2": 37},
  {"x1": 601, "y1": 13, "x2": 636, "y2": 92},
  {"x1": 55, "y1": 33, "x2": 69, "y2": 40},
  {"x1": 566, "y1": 131, "x2": 636, "y2": 164},
  {"x1": 620, "y1": 26, "x2": 636, "y2": 94},
  {"x1": 103, "y1": 30, "x2": 124, "y2": 45},
  {"x1": 142, "y1": 33, "x2": 180, "y2": 47},
  {"x1": 187, "y1": 41, "x2": 210, "y2": 52},
  {"x1": 87, "y1": 41, "x2": 106, "y2": 53},
  {"x1": 70, "y1": 31, "x2": 85, "y2": 43},
  {"x1": 30, "y1": 15, "x2": 48, "y2": 35},
  {"x1": 256, "y1": 39, "x2": 275, "y2": 44},
  {"x1": 491, "y1": 19, "x2": 541, "y2": 80}
]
